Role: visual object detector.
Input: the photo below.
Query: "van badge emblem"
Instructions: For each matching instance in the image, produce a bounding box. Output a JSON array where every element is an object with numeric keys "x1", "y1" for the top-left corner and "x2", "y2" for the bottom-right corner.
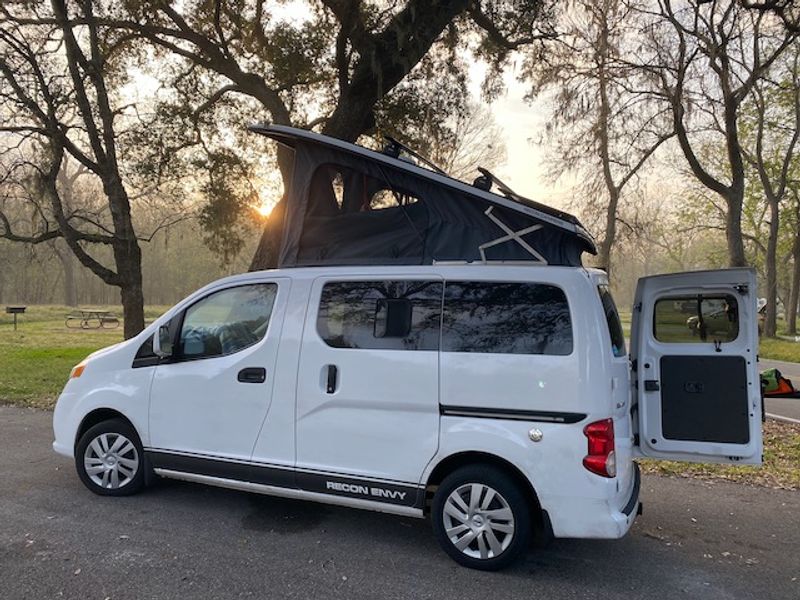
[{"x1": 528, "y1": 428, "x2": 543, "y2": 442}]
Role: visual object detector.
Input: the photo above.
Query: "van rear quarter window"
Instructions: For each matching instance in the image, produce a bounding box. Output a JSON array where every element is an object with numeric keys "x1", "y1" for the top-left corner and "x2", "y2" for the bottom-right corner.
[
  {"x1": 441, "y1": 282, "x2": 572, "y2": 355},
  {"x1": 597, "y1": 285, "x2": 626, "y2": 357},
  {"x1": 317, "y1": 280, "x2": 442, "y2": 350},
  {"x1": 654, "y1": 295, "x2": 739, "y2": 343}
]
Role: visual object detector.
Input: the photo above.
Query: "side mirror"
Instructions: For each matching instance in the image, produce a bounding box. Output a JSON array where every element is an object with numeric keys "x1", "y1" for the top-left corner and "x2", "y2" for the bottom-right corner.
[{"x1": 153, "y1": 324, "x2": 173, "y2": 358}]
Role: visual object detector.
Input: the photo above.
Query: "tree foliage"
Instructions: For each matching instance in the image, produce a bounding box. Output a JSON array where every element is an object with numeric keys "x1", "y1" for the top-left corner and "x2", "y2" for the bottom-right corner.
[
  {"x1": 0, "y1": 0, "x2": 153, "y2": 337},
  {"x1": 90, "y1": 0, "x2": 556, "y2": 268},
  {"x1": 524, "y1": 0, "x2": 674, "y2": 276}
]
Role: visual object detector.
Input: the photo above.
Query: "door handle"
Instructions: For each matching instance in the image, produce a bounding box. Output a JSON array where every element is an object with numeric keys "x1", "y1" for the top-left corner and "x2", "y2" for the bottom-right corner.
[
  {"x1": 238, "y1": 367, "x2": 267, "y2": 384},
  {"x1": 326, "y1": 364, "x2": 338, "y2": 394}
]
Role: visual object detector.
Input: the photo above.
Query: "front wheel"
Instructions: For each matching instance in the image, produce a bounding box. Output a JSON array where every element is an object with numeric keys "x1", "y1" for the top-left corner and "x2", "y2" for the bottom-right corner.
[
  {"x1": 431, "y1": 465, "x2": 532, "y2": 570},
  {"x1": 75, "y1": 419, "x2": 145, "y2": 496}
]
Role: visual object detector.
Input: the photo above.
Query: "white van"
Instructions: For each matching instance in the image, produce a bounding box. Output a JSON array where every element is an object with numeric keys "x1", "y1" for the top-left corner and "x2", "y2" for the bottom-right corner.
[{"x1": 53, "y1": 264, "x2": 761, "y2": 570}]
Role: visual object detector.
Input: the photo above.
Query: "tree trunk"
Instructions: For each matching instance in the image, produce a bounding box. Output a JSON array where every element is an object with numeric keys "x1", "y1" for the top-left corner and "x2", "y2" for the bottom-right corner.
[
  {"x1": 53, "y1": 239, "x2": 78, "y2": 307},
  {"x1": 788, "y1": 227, "x2": 800, "y2": 335},
  {"x1": 597, "y1": 188, "x2": 619, "y2": 276},
  {"x1": 115, "y1": 238, "x2": 145, "y2": 340},
  {"x1": 116, "y1": 242, "x2": 145, "y2": 339},
  {"x1": 725, "y1": 188, "x2": 748, "y2": 267},
  {"x1": 764, "y1": 198, "x2": 780, "y2": 337}
]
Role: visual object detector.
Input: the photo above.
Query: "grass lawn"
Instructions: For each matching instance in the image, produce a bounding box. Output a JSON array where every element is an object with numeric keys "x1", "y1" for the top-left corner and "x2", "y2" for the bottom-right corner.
[
  {"x1": 759, "y1": 337, "x2": 800, "y2": 363},
  {"x1": 0, "y1": 305, "x2": 166, "y2": 409},
  {"x1": 640, "y1": 420, "x2": 800, "y2": 490}
]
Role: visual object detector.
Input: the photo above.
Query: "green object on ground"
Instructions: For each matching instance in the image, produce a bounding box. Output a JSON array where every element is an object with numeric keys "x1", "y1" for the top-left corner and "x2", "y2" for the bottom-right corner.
[{"x1": 761, "y1": 367, "x2": 781, "y2": 393}]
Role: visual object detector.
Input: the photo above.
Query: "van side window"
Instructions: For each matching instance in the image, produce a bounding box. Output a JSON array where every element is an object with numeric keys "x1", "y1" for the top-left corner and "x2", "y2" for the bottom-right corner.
[
  {"x1": 654, "y1": 294, "x2": 739, "y2": 343},
  {"x1": 178, "y1": 284, "x2": 278, "y2": 360},
  {"x1": 317, "y1": 280, "x2": 442, "y2": 350},
  {"x1": 442, "y1": 282, "x2": 573, "y2": 355},
  {"x1": 598, "y1": 285, "x2": 627, "y2": 357}
]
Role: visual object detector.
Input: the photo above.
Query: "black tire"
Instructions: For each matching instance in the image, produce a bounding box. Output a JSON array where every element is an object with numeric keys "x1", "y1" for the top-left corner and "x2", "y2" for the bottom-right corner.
[
  {"x1": 431, "y1": 464, "x2": 532, "y2": 570},
  {"x1": 75, "y1": 418, "x2": 145, "y2": 496}
]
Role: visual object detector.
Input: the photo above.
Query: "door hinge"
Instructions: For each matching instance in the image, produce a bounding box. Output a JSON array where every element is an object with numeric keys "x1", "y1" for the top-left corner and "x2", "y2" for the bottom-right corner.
[
  {"x1": 734, "y1": 284, "x2": 749, "y2": 295},
  {"x1": 634, "y1": 302, "x2": 642, "y2": 312}
]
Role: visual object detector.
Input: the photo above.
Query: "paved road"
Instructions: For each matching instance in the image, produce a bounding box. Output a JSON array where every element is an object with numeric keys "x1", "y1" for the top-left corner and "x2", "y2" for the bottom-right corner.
[
  {"x1": 760, "y1": 358, "x2": 800, "y2": 422},
  {"x1": 1, "y1": 405, "x2": 798, "y2": 600}
]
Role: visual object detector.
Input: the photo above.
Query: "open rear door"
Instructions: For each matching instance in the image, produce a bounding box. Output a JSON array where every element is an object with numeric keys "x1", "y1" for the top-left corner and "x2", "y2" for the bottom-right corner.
[{"x1": 631, "y1": 268, "x2": 762, "y2": 465}]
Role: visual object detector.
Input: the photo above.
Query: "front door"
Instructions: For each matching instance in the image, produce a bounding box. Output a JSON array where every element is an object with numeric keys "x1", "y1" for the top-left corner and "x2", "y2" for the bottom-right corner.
[
  {"x1": 148, "y1": 280, "x2": 288, "y2": 461},
  {"x1": 295, "y1": 277, "x2": 442, "y2": 494},
  {"x1": 631, "y1": 268, "x2": 761, "y2": 464}
]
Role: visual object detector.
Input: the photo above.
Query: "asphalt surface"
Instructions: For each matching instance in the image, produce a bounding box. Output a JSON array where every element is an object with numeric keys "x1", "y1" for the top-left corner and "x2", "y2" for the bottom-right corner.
[
  {"x1": 760, "y1": 358, "x2": 800, "y2": 422},
  {"x1": 1, "y1": 405, "x2": 799, "y2": 600}
]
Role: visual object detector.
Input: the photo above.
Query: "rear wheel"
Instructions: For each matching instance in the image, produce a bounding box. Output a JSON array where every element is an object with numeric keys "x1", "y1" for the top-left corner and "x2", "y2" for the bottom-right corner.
[
  {"x1": 75, "y1": 419, "x2": 145, "y2": 496},
  {"x1": 431, "y1": 465, "x2": 532, "y2": 570}
]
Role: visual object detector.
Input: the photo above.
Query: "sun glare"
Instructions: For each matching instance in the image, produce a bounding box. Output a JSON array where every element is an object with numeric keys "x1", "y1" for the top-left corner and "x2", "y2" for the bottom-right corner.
[{"x1": 253, "y1": 202, "x2": 274, "y2": 218}]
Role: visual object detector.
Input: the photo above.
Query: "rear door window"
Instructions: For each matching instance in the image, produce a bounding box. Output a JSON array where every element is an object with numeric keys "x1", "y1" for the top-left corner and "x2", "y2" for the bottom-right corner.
[
  {"x1": 654, "y1": 294, "x2": 739, "y2": 343},
  {"x1": 442, "y1": 282, "x2": 573, "y2": 355}
]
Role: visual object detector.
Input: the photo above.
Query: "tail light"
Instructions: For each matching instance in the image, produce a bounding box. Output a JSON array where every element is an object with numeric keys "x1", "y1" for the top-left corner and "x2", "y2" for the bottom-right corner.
[{"x1": 583, "y1": 418, "x2": 616, "y2": 478}]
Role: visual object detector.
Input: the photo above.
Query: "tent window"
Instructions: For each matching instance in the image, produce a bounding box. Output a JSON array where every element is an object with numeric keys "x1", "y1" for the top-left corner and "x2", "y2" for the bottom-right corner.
[
  {"x1": 330, "y1": 171, "x2": 344, "y2": 208},
  {"x1": 309, "y1": 163, "x2": 420, "y2": 213}
]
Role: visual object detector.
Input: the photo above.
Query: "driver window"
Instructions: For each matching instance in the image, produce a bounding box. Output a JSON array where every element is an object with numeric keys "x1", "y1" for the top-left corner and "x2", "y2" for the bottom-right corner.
[{"x1": 179, "y1": 284, "x2": 278, "y2": 360}]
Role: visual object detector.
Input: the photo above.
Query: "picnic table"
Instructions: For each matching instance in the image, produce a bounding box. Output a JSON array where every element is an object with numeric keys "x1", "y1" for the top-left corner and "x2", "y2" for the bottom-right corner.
[{"x1": 65, "y1": 309, "x2": 120, "y2": 329}]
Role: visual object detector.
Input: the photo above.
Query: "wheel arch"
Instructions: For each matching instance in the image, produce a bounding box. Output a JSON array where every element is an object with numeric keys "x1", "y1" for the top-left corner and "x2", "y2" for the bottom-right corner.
[
  {"x1": 424, "y1": 451, "x2": 550, "y2": 541},
  {"x1": 74, "y1": 408, "x2": 139, "y2": 451}
]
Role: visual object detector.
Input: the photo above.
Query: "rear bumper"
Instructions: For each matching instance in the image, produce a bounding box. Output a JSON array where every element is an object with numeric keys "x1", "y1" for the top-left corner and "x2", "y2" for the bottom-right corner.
[
  {"x1": 544, "y1": 462, "x2": 641, "y2": 539},
  {"x1": 622, "y1": 462, "x2": 641, "y2": 517}
]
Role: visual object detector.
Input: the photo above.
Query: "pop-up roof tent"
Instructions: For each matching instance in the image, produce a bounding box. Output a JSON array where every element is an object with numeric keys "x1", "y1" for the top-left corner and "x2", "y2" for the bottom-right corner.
[{"x1": 249, "y1": 125, "x2": 596, "y2": 267}]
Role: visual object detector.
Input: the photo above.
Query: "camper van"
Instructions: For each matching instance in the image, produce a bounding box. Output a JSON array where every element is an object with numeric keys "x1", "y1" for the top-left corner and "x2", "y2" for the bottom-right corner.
[{"x1": 52, "y1": 127, "x2": 762, "y2": 570}]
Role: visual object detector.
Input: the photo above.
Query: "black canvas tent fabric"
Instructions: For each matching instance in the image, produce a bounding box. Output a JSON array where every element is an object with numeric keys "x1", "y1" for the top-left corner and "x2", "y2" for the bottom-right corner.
[{"x1": 253, "y1": 126, "x2": 596, "y2": 268}]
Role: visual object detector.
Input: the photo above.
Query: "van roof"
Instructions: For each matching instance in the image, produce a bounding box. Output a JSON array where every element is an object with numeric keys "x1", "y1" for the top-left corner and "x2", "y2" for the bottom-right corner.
[{"x1": 204, "y1": 263, "x2": 595, "y2": 290}]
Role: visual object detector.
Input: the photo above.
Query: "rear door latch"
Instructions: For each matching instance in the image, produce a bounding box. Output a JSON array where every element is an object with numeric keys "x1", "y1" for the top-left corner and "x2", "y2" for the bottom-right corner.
[{"x1": 644, "y1": 380, "x2": 660, "y2": 392}]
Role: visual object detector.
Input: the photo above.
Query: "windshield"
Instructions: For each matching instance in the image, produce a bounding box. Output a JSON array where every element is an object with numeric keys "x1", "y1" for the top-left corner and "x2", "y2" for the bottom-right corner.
[{"x1": 598, "y1": 285, "x2": 627, "y2": 358}]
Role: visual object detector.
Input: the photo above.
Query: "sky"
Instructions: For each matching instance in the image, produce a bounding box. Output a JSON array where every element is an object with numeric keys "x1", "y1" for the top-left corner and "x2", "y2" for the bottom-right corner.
[{"x1": 469, "y1": 66, "x2": 570, "y2": 210}]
